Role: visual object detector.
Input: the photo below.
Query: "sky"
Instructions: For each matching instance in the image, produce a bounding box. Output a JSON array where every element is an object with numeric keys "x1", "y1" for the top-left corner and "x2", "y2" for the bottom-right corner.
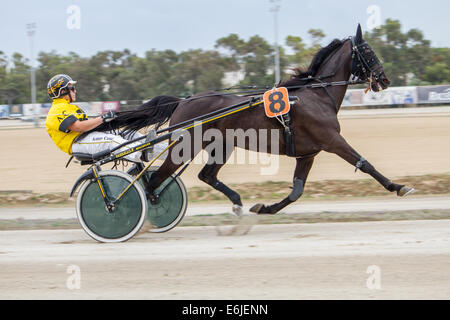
[{"x1": 1, "y1": 0, "x2": 449, "y2": 62}]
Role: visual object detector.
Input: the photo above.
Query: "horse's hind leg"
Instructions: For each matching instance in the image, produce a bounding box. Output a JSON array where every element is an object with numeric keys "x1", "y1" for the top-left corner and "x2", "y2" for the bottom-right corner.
[
  {"x1": 142, "y1": 137, "x2": 198, "y2": 202},
  {"x1": 198, "y1": 146, "x2": 244, "y2": 216},
  {"x1": 325, "y1": 134, "x2": 414, "y2": 196},
  {"x1": 250, "y1": 156, "x2": 315, "y2": 214}
]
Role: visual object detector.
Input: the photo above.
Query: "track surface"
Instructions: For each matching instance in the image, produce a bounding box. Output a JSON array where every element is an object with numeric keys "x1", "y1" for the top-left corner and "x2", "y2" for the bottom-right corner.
[
  {"x1": 1, "y1": 219, "x2": 449, "y2": 299},
  {"x1": 1, "y1": 109, "x2": 449, "y2": 299}
]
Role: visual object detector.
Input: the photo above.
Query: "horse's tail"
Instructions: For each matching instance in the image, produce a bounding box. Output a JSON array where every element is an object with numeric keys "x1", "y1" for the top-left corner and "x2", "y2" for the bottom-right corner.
[{"x1": 95, "y1": 95, "x2": 181, "y2": 133}]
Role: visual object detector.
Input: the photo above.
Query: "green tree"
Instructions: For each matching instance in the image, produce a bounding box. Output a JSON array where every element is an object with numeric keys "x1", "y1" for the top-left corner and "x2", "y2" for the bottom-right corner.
[
  {"x1": 285, "y1": 28, "x2": 326, "y2": 74},
  {"x1": 3, "y1": 53, "x2": 31, "y2": 104},
  {"x1": 1, "y1": 20, "x2": 448, "y2": 104},
  {"x1": 36, "y1": 51, "x2": 78, "y2": 102},
  {"x1": 139, "y1": 49, "x2": 186, "y2": 98},
  {"x1": 423, "y1": 63, "x2": 450, "y2": 84},
  {"x1": 177, "y1": 49, "x2": 238, "y2": 94},
  {"x1": 285, "y1": 35, "x2": 310, "y2": 69},
  {"x1": 0, "y1": 51, "x2": 7, "y2": 90},
  {"x1": 308, "y1": 28, "x2": 326, "y2": 48},
  {"x1": 422, "y1": 48, "x2": 450, "y2": 84},
  {"x1": 431, "y1": 48, "x2": 450, "y2": 66},
  {"x1": 364, "y1": 19, "x2": 434, "y2": 86},
  {"x1": 216, "y1": 34, "x2": 275, "y2": 87},
  {"x1": 100, "y1": 50, "x2": 141, "y2": 101}
]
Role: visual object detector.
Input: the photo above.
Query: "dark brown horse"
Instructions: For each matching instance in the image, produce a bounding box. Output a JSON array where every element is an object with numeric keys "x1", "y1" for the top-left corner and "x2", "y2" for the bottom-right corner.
[{"x1": 101, "y1": 24, "x2": 414, "y2": 215}]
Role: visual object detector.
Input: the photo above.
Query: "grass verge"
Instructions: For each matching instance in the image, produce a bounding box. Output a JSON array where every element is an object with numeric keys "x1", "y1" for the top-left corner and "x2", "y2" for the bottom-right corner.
[
  {"x1": 0, "y1": 173, "x2": 449, "y2": 207},
  {"x1": 1, "y1": 209, "x2": 449, "y2": 231}
]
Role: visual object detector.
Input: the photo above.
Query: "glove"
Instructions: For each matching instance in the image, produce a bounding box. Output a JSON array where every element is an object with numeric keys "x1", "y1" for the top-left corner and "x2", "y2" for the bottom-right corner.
[{"x1": 101, "y1": 110, "x2": 117, "y2": 123}]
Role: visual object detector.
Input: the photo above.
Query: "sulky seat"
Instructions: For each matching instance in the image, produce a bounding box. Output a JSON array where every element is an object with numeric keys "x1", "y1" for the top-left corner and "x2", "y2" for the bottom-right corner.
[{"x1": 72, "y1": 152, "x2": 96, "y2": 166}]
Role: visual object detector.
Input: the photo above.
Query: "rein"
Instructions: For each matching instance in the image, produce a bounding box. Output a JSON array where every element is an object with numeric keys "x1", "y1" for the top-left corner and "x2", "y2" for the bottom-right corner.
[{"x1": 176, "y1": 77, "x2": 367, "y2": 105}]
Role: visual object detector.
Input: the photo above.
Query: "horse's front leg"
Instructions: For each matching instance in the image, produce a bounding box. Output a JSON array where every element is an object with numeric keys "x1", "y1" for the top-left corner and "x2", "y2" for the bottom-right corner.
[
  {"x1": 250, "y1": 156, "x2": 315, "y2": 214},
  {"x1": 324, "y1": 134, "x2": 414, "y2": 196}
]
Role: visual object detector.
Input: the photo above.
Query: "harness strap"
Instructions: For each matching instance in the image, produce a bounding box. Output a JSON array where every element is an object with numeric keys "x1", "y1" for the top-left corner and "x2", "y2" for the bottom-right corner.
[
  {"x1": 312, "y1": 78, "x2": 339, "y2": 112},
  {"x1": 273, "y1": 97, "x2": 298, "y2": 157},
  {"x1": 279, "y1": 112, "x2": 296, "y2": 157},
  {"x1": 65, "y1": 156, "x2": 74, "y2": 168}
]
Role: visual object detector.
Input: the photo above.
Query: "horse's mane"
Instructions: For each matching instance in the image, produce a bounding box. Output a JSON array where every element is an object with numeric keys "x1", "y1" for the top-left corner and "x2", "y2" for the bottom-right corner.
[{"x1": 279, "y1": 39, "x2": 344, "y2": 88}]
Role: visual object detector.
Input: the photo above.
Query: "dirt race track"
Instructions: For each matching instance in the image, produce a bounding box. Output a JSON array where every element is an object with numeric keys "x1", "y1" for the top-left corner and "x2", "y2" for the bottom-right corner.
[
  {"x1": 1, "y1": 220, "x2": 450, "y2": 299},
  {"x1": 0, "y1": 110, "x2": 450, "y2": 300}
]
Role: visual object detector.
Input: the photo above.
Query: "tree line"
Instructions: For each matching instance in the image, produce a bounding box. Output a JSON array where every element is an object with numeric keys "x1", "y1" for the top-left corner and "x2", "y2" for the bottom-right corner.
[{"x1": 0, "y1": 19, "x2": 449, "y2": 104}]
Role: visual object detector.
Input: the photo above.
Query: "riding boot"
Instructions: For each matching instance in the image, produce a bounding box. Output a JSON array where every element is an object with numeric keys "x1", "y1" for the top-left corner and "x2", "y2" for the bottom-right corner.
[{"x1": 140, "y1": 129, "x2": 157, "y2": 162}]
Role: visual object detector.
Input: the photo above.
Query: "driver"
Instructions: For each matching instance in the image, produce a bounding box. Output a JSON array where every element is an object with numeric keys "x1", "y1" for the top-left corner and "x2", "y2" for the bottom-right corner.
[{"x1": 45, "y1": 74, "x2": 158, "y2": 162}]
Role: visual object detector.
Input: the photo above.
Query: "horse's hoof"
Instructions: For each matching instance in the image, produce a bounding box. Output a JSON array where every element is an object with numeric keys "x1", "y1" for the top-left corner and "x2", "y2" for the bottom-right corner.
[
  {"x1": 397, "y1": 186, "x2": 415, "y2": 197},
  {"x1": 250, "y1": 203, "x2": 277, "y2": 214},
  {"x1": 249, "y1": 203, "x2": 264, "y2": 214},
  {"x1": 232, "y1": 204, "x2": 243, "y2": 218}
]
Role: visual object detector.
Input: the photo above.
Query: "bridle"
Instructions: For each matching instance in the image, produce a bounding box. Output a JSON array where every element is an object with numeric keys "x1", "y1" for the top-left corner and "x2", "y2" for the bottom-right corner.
[{"x1": 350, "y1": 36, "x2": 384, "y2": 83}]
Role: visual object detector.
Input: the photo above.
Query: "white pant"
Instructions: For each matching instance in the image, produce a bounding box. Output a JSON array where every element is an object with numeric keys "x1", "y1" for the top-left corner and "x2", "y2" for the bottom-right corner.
[{"x1": 71, "y1": 131, "x2": 168, "y2": 162}]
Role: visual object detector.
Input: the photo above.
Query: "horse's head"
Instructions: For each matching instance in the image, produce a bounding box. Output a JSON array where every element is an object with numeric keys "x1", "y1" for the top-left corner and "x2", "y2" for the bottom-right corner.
[{"x1": 351, "y1": 24, "x2": 390, "y2": 92}]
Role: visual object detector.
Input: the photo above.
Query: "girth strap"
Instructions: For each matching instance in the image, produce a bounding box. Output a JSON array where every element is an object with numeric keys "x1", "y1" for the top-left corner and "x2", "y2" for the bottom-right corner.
[
  {"x1": 278, "y1": 112, "x2": 296, "y2": 157},
  {"x1": 272, "y1": 96, "x2": 298, "y2": 157}
]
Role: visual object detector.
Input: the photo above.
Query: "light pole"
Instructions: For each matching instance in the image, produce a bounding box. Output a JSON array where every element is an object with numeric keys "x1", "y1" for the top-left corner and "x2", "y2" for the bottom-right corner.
[
  {"x1": 27, "y1": 22, "x2": 38, "y2": 127},
  {"x1": 270, "y1": 0, "x2": 281, "y2": 85}
]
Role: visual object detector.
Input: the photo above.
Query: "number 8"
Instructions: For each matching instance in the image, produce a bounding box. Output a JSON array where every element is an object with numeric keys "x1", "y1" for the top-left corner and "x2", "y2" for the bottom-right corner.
[{"x1": 268, "y1": 92, "x2": 286, "y2": 113}]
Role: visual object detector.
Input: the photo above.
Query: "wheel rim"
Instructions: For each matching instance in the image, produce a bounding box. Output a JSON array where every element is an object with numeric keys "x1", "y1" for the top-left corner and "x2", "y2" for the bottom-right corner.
[{"x1": 79, "y1": 173, "x2": 144, "y2": 240}]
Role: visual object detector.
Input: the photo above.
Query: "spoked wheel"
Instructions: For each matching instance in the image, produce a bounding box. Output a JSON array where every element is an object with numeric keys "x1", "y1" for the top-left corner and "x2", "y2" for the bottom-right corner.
[
  {"x1": 128, "y1": 166, "x2": 188, "y2": 233},
  {"x1": 76, "y1": 170, "x2": 147, "y2": 243}
]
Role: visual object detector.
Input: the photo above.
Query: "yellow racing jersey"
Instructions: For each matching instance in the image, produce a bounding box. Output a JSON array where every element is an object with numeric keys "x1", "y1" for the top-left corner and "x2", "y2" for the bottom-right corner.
[{"x1": 45, "y1": 98, "x2": 88, "y2": 154}]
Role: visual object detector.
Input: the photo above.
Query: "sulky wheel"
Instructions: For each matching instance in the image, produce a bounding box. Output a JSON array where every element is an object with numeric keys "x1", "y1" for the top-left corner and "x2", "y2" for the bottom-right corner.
[
  {"x1": 129, "y1": 167, "x2": 188, "y2": 233},
  {"x1": 76, "y1": 170, "x2": 147, "y2": 243},
  {"x1": 145, "y1": 170, "x2": 188, "y2": 233}
]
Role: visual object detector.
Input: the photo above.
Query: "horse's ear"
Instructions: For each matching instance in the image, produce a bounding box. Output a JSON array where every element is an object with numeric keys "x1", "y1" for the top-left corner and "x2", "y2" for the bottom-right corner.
[{"x1": 355, "y1": 23, "x2": 363, "y2": 43}]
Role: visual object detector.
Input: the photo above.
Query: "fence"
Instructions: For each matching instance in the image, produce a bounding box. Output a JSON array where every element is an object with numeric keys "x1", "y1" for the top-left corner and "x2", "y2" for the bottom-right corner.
[
  {"x1": 1, "y1": 84, "x2": 449, "y2": 120},
  {"x1": 342, "y1": 84, "x2": 450, "y2": 107},
  {"x1": 0, "y1": 100, "x2": 126, "y2": 120}
]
